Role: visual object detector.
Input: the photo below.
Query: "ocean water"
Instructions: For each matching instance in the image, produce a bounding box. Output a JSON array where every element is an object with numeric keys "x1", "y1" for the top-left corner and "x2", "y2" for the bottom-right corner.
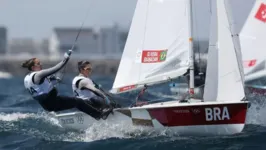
[{"x1": 0, "y1": 75, "x2": 266, "y2": 150}]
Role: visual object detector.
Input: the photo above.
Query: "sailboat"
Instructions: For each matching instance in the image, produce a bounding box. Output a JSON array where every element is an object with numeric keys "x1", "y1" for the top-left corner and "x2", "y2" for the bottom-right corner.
[
  {"x1": 238, "y1": 0, "x2": 266, "y2": 94},
  {"x1": 170, "y1": 0, "x2": 266, "y2": 96},
  {"x1": 55, "y1": 0, "x2": 250, "y2": 135}
]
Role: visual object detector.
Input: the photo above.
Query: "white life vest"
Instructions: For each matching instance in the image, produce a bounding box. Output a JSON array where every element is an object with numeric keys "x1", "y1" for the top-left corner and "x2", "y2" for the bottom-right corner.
[
  {"x1": 24, "y1": 72, "x2": 54, "y2": 97},
  {"x1": 72, "y1": 76, "x2": 96, "y2": 100}
]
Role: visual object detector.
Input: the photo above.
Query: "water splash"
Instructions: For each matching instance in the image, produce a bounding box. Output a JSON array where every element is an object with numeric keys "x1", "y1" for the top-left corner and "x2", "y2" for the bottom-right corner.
[
  {"x1": 0, "y1": 111, "x2": 169, "y2": 142},
  {"x1": 58, "y1": 121, "x2": 181, "y2": 142},
  {"x1": 246, "y1": 95, "x2": 266, "y2": 126}
]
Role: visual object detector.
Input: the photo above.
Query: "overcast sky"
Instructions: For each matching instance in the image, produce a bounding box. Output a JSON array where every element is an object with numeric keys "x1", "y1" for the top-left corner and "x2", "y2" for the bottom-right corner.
[{"x1": 0, "y1": 0, "x2": 255, "y2": 40}]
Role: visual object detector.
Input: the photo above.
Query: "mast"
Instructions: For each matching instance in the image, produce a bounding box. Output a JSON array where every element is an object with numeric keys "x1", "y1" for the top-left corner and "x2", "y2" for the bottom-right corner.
[{"x1": 188, "y1": 0, "x2": 195, "y2": 98}]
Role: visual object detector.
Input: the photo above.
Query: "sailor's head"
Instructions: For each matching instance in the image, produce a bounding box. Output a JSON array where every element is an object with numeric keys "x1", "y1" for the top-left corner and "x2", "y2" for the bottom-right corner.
[
  {"x1": 78, "y1": 60, "x2": 92, "y2": 77},
  {"x1": 21, "y1": 58, "x2": 42, "y2": 71}
]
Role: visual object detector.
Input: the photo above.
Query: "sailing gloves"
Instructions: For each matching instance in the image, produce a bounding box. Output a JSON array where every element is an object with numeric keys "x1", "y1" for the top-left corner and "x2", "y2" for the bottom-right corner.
[
  {"x1": 94, "y1": 83, "x2": 102, "y2": 89},
  {"x1": 64, "y1": 49, "x2": 72, "y2": 59},
  {"x1": 49, "y1": 75, "x2": 61, "y2": 83}
]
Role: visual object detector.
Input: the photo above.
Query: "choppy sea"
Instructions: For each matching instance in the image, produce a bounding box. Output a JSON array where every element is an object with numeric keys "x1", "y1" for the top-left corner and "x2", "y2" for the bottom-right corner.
[{"x1": 0, "y1": 75, "x2": 266, "y2": 150}]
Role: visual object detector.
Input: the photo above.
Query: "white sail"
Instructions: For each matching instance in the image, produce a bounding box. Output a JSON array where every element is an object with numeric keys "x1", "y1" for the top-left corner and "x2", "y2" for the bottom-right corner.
[
  {"x1": 204, "y1": 0, "x2": 245, "y2": 102},
  {"x1": 111, "y1": 0, "x2": 191, "y2": 94},
  {"x1": 204, "y1": 0, "x2": 218, "y2": 101},
  {"x1": 225, "y1": 0, "x2": 246, "y2": 85},
  {"x1": 239, "y1": 0, "x2": 266, "y2": 82}
]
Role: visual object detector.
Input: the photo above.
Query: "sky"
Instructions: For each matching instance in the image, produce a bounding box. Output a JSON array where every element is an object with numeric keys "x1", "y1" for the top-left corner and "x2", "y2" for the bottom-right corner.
[{"x1": 0, "y1": 0, "x2": 255, "y2": 40}]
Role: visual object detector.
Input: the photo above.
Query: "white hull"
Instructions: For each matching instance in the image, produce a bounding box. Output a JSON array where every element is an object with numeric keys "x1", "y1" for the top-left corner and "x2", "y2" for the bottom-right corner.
[{"x1": 54, "y1": 100, "x2": 249, "y2": 136}]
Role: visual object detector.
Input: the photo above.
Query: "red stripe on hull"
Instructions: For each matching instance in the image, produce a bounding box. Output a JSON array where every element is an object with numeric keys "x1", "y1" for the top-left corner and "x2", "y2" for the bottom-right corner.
[
  {"x1": 148, "y1": 103, "x2": 248, "y2": 126},
  {"x1": 247, "y1": 87, "x2": 266, "y2": 95}
]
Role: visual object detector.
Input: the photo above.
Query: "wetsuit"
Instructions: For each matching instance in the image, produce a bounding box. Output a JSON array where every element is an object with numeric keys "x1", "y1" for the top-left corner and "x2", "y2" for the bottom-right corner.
[{"x1": 24, "y1": 54, "x2": 110, "y2": 120}]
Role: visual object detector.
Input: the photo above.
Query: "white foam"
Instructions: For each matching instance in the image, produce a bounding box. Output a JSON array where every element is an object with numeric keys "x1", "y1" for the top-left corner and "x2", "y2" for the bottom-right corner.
[
  {"x1": 60, "y1": 121, "x2": 174, "y2": 142},
  {"x1": 0, "y1": 111, "x2": 61, "y2": 127},
  {"x1": 0, "y1": 112, "x2": 34, "y2": 121}
]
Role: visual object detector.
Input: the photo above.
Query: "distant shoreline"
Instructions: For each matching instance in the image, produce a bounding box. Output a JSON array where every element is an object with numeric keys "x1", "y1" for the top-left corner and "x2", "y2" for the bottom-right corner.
[{"x1": 0, "y1": 57, "x2": 121, "y2": 76}]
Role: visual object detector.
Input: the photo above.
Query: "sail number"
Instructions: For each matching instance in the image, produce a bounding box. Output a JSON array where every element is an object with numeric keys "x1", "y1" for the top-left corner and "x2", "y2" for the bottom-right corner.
[{"x1": 205, "y1": 106, "x2": 230, "y2": 121}]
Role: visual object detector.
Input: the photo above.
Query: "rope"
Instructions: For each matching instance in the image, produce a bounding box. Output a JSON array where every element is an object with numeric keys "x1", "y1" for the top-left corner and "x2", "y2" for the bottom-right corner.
[{"x1": 58, "y1": 0, "x2": 95, "y2": 84}]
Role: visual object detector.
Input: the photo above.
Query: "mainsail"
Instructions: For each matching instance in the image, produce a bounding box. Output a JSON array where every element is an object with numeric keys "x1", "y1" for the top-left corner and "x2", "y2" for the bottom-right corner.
[{"x1": 110, "y1": 0, "x2": 192, "y2": 94}]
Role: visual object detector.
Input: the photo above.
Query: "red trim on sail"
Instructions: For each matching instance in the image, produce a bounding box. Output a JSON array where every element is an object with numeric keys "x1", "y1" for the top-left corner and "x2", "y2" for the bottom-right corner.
[{"x1": 148, "y1": 103, "x2": 248, "y2": 126}]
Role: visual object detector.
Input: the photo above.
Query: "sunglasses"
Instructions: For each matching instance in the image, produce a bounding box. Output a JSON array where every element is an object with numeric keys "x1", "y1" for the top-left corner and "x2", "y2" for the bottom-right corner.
[
  {"x1": 84, "y1": 67, "x2": 92, "y2": 71},
  {"x1": 34, "y1": 62, "x2": 42, "y2": 66}
]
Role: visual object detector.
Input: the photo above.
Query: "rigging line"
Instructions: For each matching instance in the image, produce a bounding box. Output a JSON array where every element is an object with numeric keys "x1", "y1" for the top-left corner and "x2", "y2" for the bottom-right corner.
[
  {"x1": 223, "y1": 0, "x2": 246, "y2": 88},
  {"x1": 59, "y1": 0, "x2": 95, "y2": 83}
]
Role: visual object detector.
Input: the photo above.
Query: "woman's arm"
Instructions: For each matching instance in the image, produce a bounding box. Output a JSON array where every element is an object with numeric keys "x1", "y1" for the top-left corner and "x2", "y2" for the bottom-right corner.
[
  {"x1": 33, "y1": 51, "x2": 71, "y2": 84},
  {"x1": 79, "y1": 79, "x2": 106, "y2": 97}
]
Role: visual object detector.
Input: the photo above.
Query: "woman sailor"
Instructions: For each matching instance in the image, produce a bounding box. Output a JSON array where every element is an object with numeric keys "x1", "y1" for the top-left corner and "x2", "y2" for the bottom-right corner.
[
  {"x1": 22, "y1": 50, "x2": 112, "y2": 120},
  {"x1": 72, "y1": 60, "x2": 119, "y2": 110}
]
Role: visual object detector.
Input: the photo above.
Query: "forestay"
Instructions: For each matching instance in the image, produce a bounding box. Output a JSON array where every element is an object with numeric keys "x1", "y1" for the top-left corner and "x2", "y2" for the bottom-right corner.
[
  {"x1": 110, "y1": 0, "x2": 191, "y2": 94},
  {"x1": 239, "y1": 0, "x2": 266, "y2": 82},
  {"x1": 204, "y1": 0, "x2": 245, "y2": 102}
]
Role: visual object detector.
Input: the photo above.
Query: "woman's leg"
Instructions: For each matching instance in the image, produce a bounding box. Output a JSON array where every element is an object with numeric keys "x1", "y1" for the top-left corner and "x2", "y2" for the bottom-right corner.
[
  {"x1": 90, "y1": 96, "x2": 109, "y2": 109},
  {"x1": 43, "y1": 95, "x2": 104, "y2": 120}
]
